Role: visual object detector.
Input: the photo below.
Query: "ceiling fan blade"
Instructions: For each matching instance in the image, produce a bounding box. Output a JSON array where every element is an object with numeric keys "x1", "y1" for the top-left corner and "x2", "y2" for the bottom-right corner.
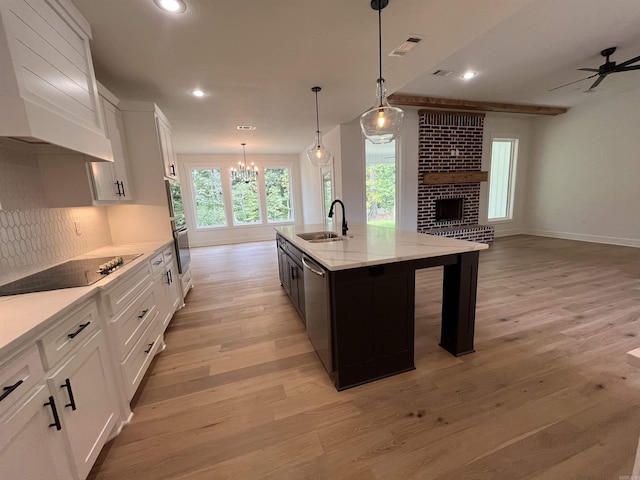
[
  {"x1": 548, "y1": 73, "x2": 598, "y2": 92},
  {"x1": 578, "y1": 68, "x2": 599, "y2": 72},
  {"x1": 617, "y1": 55, "x2": 640, "y2": 67},
  {"x1": 586, "y1": 75, "x2": 606, "y2": 91},
  {"x1": 615, "y1": 65, "x2": 640, "y2": 72}
]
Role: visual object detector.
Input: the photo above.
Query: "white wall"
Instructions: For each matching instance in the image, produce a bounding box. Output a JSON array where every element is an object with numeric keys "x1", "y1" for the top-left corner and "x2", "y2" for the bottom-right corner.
[
  {"x1": 178, "y1": 152, "x2": 303, "y2": 246},
  {"x1": 525, "y1": 88, "x2": 640, "y2": 247}
]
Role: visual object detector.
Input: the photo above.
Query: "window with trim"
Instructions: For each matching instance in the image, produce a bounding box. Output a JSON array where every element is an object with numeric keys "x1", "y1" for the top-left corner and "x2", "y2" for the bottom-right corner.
[
  {"x1": 231, "y1": 175, "x2": 261, "y2": 225},
  {"x1": 488, "y1": 138, "x2": 518, "y2": 221},
  {"x1": 365, "y1": 140, "x2": 396, "y2": 228},
  {"x1": 264, "y1": 167, "x2": 293, "y2": 223},
  {"x1": 191, "y1": 168, "x2": 226, "y2": 227},
  {"x1": 189, "y1": 164, "x2": 294, "y2": 229}
]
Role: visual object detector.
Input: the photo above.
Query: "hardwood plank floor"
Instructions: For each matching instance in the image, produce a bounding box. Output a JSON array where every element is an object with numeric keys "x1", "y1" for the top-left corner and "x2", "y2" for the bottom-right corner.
[{"x1": 88, "y1": 235, "x2": 640, "y2": 479}]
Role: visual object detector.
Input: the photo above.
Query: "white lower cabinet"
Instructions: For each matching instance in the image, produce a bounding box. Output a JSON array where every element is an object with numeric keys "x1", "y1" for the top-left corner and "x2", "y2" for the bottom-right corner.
[
  {"x1": 47, "y1": 330, "x2": 118, "y2": 480},
  {"x1": 0, "y1": 241, "x2": 190, "y2": 479},
  {"x1": 0, "y1": 384, "x2": 73, "y2": 480}
]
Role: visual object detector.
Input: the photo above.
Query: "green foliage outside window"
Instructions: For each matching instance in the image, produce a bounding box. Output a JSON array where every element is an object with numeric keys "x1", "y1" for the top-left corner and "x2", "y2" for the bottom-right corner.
[
  {"x1": 265, "y1": 168, "x2": 292, "y2": 222},
  {"x1": 366, "y1": 163, "x2": 395, "y2": 227},
  {"x1": 192, "y1": 168, "x2": 226, "y2": 227},
  {"x1": 231, "y1": 178, "x2": 261, "y2": 225}
]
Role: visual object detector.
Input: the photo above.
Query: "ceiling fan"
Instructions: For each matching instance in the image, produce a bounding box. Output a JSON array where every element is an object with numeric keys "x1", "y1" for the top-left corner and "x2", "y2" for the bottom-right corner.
[{"x1": 549, "y1": 47, "x2": 640, "y2": 92}]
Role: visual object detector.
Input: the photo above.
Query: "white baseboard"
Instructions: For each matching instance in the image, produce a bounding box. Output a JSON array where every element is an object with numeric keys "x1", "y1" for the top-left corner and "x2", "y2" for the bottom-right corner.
[{"x1": 524, "y1": 228, "x2": 640, "y2": 248}]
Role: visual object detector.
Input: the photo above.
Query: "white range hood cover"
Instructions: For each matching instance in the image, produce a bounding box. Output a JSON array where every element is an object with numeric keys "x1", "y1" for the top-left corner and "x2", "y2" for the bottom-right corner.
[{"x1": 0, "y1": 0, "x2": 113, "y2": 162}]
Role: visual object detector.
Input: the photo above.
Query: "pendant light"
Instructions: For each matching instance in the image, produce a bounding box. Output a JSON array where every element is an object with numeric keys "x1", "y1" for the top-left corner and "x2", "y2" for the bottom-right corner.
[
  {"x1": 360, "y1": 0, "x2": 404, "y2": 144},
  {"x1": 306, "y1": 86, "x2": 333, "y2": 167},
  {"x1": 231, "y1": 143, "x2": 258, "y2": 184}
]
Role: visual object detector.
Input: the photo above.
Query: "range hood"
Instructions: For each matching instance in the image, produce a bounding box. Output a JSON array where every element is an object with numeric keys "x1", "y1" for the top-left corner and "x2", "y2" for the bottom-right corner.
[{"x1": 0, "y1": 0, "x2": 113, "y2": 162}]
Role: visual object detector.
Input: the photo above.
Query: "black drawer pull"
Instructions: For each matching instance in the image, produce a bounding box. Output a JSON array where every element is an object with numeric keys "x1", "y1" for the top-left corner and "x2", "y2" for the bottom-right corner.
[
  {"x1": 144, "y1": 342, "x2": 155, "y2": 354},
  {"x1": 138, "y1": 309, "x2": 150, "y2": 319},
  {"x1": 67, "y1": 322, "x2": 90, "y2": 339},
  {"x1": 153, "y1": 259, "x2": 163, "y2": 266},
  {"x1": 44, "y1": 395, "x2": 62, "y2": 431},
  {"x1": 0, "y1": 379, "x2": 23, "y2": 402},
  {"x1": 61, "y1": 378, "x2": 77, "y2": 411}
]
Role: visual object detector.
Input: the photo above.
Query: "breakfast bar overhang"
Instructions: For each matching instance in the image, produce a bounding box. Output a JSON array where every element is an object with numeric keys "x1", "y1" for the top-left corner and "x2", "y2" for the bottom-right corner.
[{"x1": 275, "y1": 224, "x2": 488, "y2": 391}]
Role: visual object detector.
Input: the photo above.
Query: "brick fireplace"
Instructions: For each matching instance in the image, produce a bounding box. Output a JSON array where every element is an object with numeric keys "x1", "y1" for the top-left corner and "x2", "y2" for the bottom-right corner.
[{"x1": 417, "y1": 110, "x2": 494, "y2": 244}]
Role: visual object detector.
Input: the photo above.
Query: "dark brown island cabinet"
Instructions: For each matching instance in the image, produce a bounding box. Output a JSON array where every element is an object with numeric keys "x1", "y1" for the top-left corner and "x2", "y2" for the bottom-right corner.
[{"x1": 275, "y1": 225, "x2": 488, "y2": 391}]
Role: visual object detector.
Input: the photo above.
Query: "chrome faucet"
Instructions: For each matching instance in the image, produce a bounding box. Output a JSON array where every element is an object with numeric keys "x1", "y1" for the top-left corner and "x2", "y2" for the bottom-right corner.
[{"x1": 328, "y1": 199, "x2": 348, "y2": 236}]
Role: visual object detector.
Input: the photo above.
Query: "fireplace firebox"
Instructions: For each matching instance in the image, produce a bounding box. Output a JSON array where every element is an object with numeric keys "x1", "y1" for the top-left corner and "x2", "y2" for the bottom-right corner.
[{"x1": 435, "y1": 198, "x2": 463, "y2": 222}]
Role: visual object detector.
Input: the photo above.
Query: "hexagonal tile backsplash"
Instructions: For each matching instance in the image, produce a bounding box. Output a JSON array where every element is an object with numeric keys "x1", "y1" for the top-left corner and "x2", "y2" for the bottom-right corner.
[{"x1": 0, "y1": 146, "x2": 112, "y2": 286}]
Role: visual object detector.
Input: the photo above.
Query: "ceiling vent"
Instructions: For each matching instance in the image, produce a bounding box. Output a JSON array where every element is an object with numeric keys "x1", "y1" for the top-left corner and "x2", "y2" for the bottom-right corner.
[
  {"x1": 432, "y1": 69, "x2": 453, "y2": 77},
  {"x1": 236, "y1": 125, "x2": 256, "y2": 131},
  {"x1": 389, "y1": 35, "x2": 423, "y2": 57}
]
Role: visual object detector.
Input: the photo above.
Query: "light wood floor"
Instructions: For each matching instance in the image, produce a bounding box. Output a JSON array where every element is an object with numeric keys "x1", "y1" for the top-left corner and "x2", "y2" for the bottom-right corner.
[{"x1": 89, "y1": 235, "x2": 640, "y2": 479}]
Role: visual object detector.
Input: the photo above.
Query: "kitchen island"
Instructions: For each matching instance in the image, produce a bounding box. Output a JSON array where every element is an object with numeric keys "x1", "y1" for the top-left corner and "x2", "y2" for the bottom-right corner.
[{"x1": 275, "y1": 223, "x2": 488, "y2": 390}]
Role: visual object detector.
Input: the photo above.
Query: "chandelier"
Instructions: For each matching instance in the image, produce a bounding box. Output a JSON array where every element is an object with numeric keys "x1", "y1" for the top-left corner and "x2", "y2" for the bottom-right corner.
[{"x1": 231, "y1": 143, "x2": 258, "y2": 183}]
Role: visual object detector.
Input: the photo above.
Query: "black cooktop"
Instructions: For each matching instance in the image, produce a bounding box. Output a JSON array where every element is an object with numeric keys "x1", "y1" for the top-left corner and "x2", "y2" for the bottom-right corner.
[{"x1": 0, "y1": 254, "x2": 142, "y2": 297}]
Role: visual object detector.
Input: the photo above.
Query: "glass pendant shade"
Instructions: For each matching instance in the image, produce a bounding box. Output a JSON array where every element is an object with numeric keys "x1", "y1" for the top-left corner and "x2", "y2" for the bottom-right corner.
[
  {"x1": 306, "y1": 132, "x2": 332, "y2": 167},
  {"x1": 361, "y1": 80, "x2": 404, "y2": 144}
]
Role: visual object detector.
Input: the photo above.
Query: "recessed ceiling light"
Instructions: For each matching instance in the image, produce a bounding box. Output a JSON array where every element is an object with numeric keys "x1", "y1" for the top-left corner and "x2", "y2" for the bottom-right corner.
[
  {"x1": 154, "y1": 0, "x2": 187, "y2": 14},
  {"x1": 461, "y1": 71, "x2": 477, "y2": 80},
  {"x1": 191, "y1": 89, "x2": 205, "y2": 97}
]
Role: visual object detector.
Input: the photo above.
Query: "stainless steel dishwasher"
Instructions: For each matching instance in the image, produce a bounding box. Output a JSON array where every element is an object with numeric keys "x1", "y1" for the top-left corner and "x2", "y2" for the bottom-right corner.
[{"x1": 302, "y1": 254, "x2": 332, "y2": 373}]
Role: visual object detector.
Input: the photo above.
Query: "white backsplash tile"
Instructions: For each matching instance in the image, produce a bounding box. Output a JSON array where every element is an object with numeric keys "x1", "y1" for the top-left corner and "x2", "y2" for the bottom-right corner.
[{"x1": 0, "y1": 145, "x2": 112, "y2": 285}]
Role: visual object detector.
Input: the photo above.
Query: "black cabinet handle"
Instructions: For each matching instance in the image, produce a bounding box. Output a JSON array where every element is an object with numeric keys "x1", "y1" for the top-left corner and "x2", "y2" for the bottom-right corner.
[
  {"x1": 170, "y1": 164, "x2": 176, "y2": 176},
  {"x1": 291, "y1": 265, "x2": 298, "y2": 280},
  {"x1": 138, "y1": 309, "x2": 149, "y2": 319},
  {"x1": 114, "y1": 181, "x2": 122, "y2": 196},
  {"x1": 119, "y1": 181, "x2": 126, "y2": 197},
  {"x1": 44, "y1": 396, "x2": 62, "y2": 431},
  {"x1": 153, "y1": 259, "x2": 163, "y2": 266},
  {"x1": 0, "y1": 379, "x2": 23, "y2": 402},
  {"x1": 60, "y1": 378, "x2": 77, "y2": 411},
  {"x1": 144, "y1": 342, "x2": 155, "y2": 354},
  {"x1": 168, "y1": 269, "x2": 173, "y2": 284},
  {"x1": 67, "y1": 322, "x2": 90, "y2": 339},
  {"x1": 165, "y1": 271, "x2": 171, "y2": 285}
]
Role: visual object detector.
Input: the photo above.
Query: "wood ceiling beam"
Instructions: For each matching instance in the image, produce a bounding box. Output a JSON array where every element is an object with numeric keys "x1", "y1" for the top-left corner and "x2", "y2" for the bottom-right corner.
[{"x1": 388, "y1": 94, "x2": 568, "y2": 116}]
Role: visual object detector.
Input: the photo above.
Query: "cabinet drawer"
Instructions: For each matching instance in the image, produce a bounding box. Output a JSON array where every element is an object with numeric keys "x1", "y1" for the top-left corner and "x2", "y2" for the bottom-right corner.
[
  {"x1": 162, "y1": 246, "x2": 175, "y2": 265},
  {"x1": 103, "y1": 263, "x2": 152, "y2": 316},
  {"x1": 38, "y1": 300, "x2": 101, "y2": 370},
  {"x1": 121, "y1": 318, "x2": 161, "y2": 400},
  {"x1": 0, "y1": 345, "x2": 44, "y2": 418},
  {"x1": 150, "y1": 252, "x2": 165, "y2": 275},
  {"x1": 111, "y1": 283, "x2": 157, "y2": 361}
]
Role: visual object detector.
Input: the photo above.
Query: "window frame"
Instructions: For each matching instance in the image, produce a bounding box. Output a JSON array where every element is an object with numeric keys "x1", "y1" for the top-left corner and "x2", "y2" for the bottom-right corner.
[
  {"x1": 185, "y1": 160, "x2": 296, "y2": 232},
  {"x1": 263, "y1": 166, "x2": 295, "y2": 224},
  {"x1": 488, "y1": 137, "x2": 519, "y2": 223}
]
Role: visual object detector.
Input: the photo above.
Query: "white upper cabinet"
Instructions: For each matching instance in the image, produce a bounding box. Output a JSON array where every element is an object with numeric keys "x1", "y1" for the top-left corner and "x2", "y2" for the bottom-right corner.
[
  {"x1": 88, "y1": 84, "x2": 134, "y2": 203},
  {"x1": 156, "y1": 115, "x2": 179, "y2": 181},
  {"x1": 0, "y1": 0, "x2": 113, "y2": 162}
]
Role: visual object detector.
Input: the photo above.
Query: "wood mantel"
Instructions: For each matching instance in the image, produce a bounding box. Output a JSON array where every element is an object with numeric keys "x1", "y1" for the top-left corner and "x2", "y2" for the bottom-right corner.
[
  {"x1": 422, "y1": 171, "x2": 489, "y2": 185},
  {"x1": 389, "y1": 94, "x2": 568, "y2": 116}
]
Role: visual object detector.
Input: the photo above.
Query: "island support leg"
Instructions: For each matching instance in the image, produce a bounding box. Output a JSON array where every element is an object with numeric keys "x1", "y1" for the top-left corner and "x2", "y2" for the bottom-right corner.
[{"x1": 440, "y1": 250, "x2": 479, "y2": 356}]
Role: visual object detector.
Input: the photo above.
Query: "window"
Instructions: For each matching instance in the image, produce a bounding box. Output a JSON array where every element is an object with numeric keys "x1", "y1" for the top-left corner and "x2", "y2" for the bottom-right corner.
[
  {"x1": 231, "y1": 176, "x2": 261, "y2": 225},
  {"x1": 488, "y1": 138, "x2": 518, "y2": 221},
  {"x1": 191, "y1": 168, "x2": 226, "y2": 227},
  {"x1": 365, "y1": 140, "x2": 396, "y2": 228},
  {"x1": 264, "y1": 167, "x2": 293, "y2": 223}
]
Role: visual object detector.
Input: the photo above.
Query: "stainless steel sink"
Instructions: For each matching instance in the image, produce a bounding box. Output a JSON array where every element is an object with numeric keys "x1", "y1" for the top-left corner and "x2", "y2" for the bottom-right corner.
[{"x1": 297, "y1": 231, "x2": 342, "y2": 243}]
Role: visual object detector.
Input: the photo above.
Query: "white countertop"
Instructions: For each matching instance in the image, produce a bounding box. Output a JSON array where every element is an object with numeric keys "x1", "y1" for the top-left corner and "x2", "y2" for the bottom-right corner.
[
  {"x1": 274, "y1": 223, "x2": 488, "y2": 271},
  {"x1": 0, "y1": 239, "x2": 172, "y2": 356}
]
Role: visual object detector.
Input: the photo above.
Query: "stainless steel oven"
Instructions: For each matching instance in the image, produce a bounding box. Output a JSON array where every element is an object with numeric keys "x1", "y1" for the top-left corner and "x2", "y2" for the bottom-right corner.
[
  {"x1": 165, "y1": 179, "x2": 191, "y2": 274},
  {"x1": 174, "y1": 227, "x2": 191, "y2": 274}
]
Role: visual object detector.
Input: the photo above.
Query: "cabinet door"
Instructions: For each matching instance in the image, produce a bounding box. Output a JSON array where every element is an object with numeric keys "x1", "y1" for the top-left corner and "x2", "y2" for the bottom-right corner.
[
  {"x1": 157, "y1": 262, "x2": 181, "y2": 333},
  {"x1": 89, "y1": 96, "x2": 133, "y2": 203},
  {"x1": 0, "y1": 384, "x2": 73, "y2": 480},
  {"x1": 156, "y1": 116, "x2": 178, "y2": 179},
  {"x1": 48, "y1": 330, "x2": 118, "y2": 480}
]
